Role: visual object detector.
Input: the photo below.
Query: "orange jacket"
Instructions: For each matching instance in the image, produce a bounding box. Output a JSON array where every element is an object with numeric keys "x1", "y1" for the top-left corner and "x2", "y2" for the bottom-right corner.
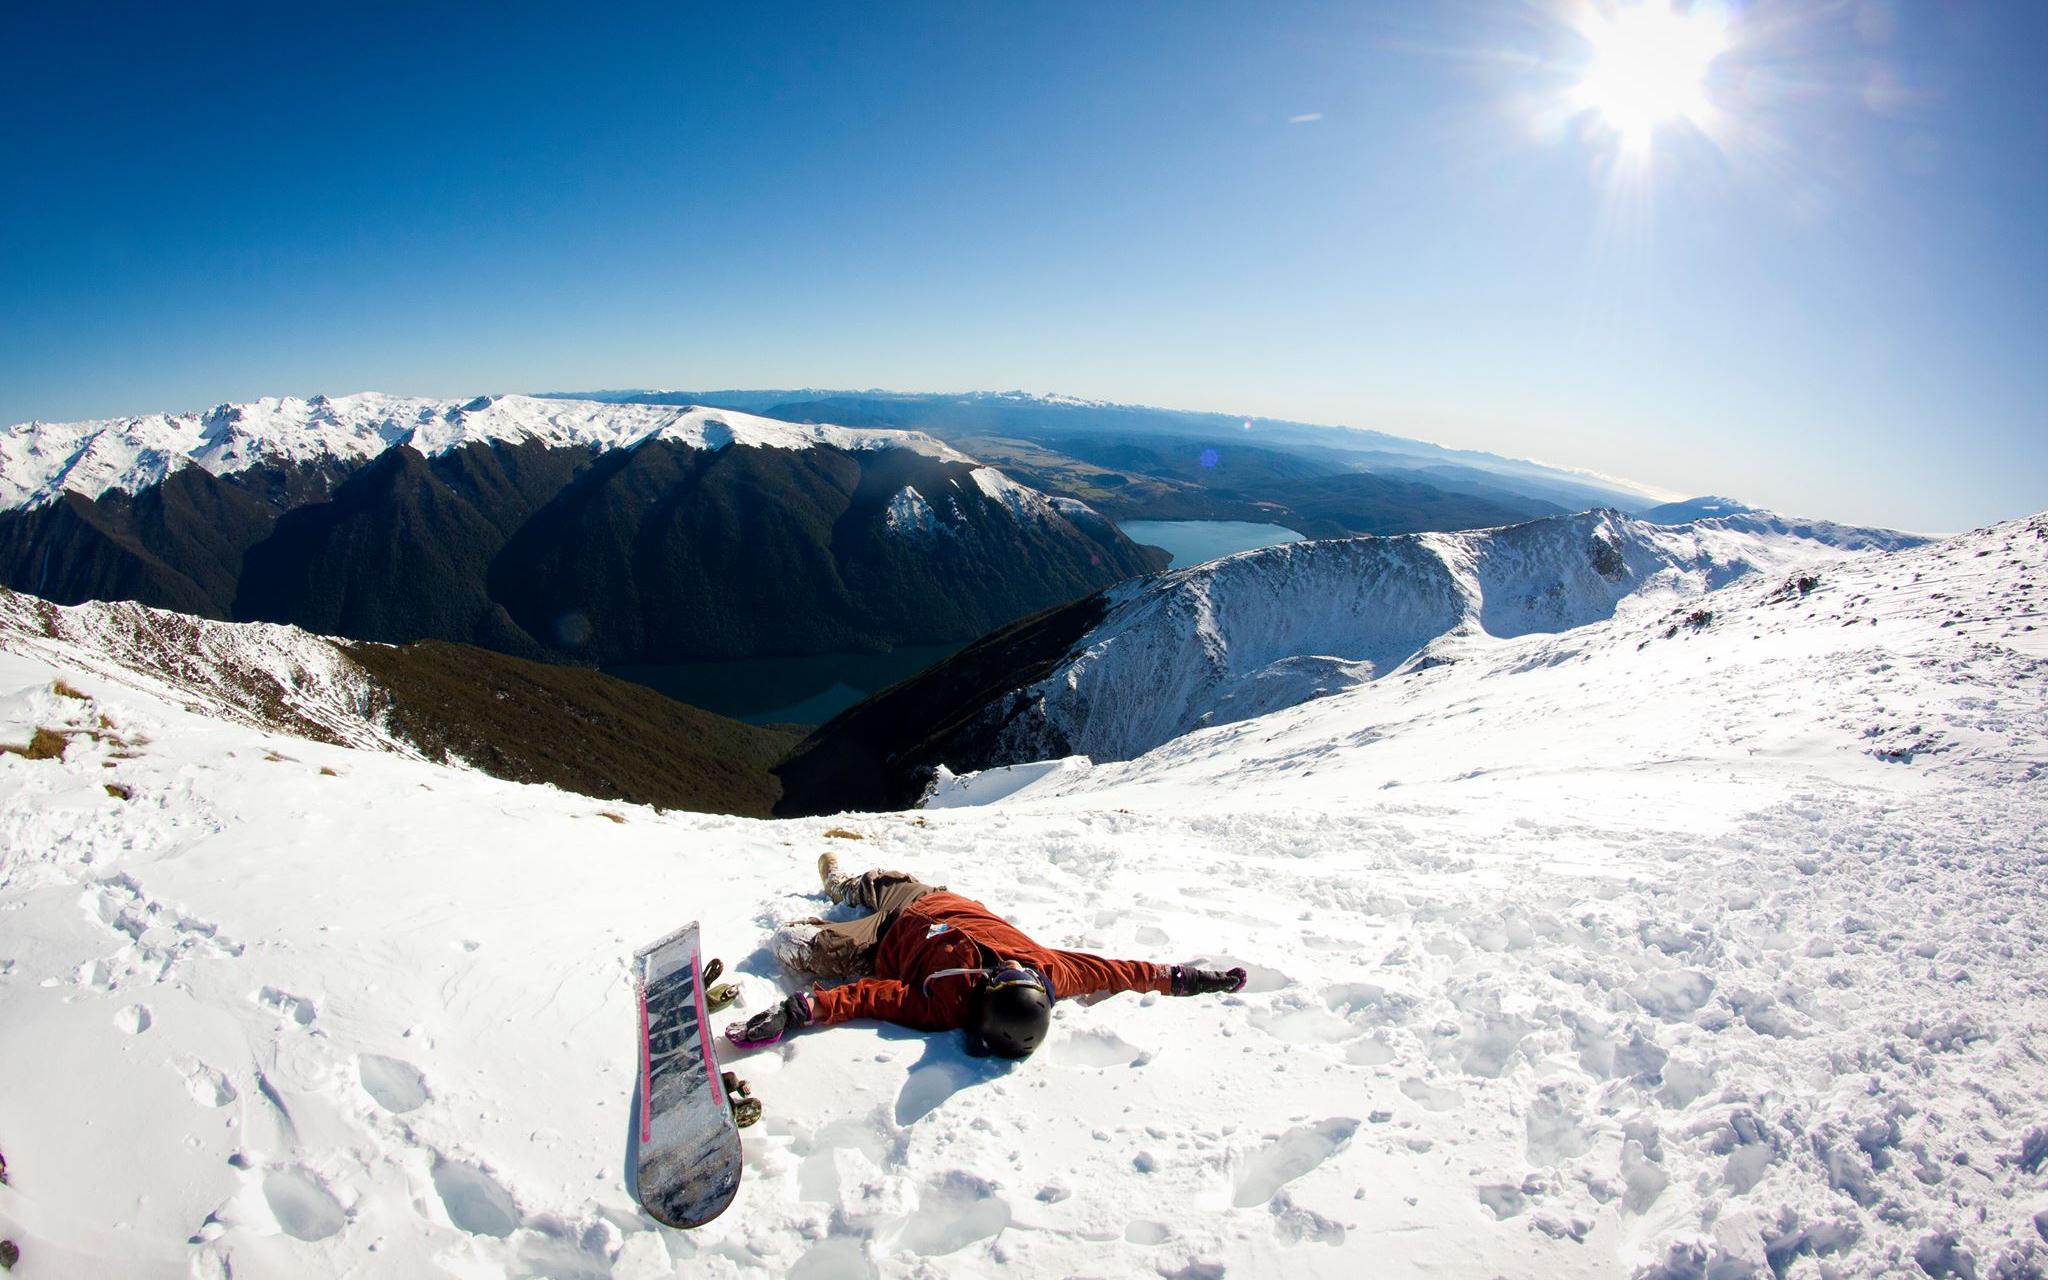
[{"x1": 806, "y1": 891, "x2": 1172, "y2": 1031}]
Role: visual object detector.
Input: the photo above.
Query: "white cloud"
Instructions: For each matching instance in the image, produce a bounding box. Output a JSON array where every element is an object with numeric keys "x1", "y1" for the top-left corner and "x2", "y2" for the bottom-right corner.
[{"x1": 1287, "y1": 112, "x2": 1323, "y2": 125}]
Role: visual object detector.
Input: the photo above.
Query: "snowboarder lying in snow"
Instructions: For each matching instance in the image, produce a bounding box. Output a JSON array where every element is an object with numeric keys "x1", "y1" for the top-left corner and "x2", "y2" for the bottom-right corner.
[{"x1": 726, "y1": 854, "x2": 1247, "y2": 1058}]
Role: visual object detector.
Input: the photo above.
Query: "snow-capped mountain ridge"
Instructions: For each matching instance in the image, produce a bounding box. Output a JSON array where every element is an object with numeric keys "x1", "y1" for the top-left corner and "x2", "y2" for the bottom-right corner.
[
  {"x1": 942, "y1": 511, "x2": 2046, "y2": 809},
  {"x1": 0, "y1": 392, "x2": 971, "y2": 511},
  {"x1": 994, "y1": 509, "x2": 1926, "y2": 764},
  {"x1": 0, "y1": 395, "x2": 1153, "y2": 670}
]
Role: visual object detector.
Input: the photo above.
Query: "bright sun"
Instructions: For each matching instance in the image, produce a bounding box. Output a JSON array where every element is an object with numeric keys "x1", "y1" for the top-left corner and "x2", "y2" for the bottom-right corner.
[{"x1": 1573, "y1": 1, "x2": 1728, "y2": 145}]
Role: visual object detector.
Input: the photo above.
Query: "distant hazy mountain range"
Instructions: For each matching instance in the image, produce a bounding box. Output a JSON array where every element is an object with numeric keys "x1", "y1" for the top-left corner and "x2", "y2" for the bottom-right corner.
[
  {"x1": 539, "y1": 388, "x2": 1677, "y2": 525},
  {"x1": 0, "y1": 394, "x2": 1158, "y2": 664},
  {"x1": 1639, "y1": 495, "x2": 1756, "y2": 524}
]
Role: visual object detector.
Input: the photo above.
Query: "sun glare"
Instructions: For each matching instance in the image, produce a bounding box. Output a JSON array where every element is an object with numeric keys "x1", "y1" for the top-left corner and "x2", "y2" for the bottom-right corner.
[{"x1": 1573, "y1": 1, "x2": 1728, "y2": 145}]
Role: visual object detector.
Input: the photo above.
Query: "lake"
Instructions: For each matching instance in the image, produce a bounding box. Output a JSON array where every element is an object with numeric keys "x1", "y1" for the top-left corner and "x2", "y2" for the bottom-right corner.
[
  {"x1": 1119, "y1": 519, "x2": 1307, "y2": 568},
  {"x1": 607, "y1": 643, "x2": 962, "y2": 727}
]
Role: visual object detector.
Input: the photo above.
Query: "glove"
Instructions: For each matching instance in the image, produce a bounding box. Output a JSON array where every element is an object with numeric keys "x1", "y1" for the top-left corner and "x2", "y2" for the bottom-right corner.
[
  {"x1": 1171, "y1": 965, "x2": 1247, "y2": 996},
  {"x1": 725, "y1": 992, "x2": 813, "y2": 1047}
]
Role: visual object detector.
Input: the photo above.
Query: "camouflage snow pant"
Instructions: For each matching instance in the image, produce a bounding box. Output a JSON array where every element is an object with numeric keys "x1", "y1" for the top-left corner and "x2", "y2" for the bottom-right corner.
[{"x1": 772, "y1": 869, "x2": 941, "y2": 979}]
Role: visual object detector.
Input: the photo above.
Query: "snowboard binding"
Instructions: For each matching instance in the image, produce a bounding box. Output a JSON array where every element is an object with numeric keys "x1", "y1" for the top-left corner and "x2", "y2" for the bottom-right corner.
[
  {"x1": 701, "y1": 958, "x2": 740, "y2": 1013},
  {"x1": 721, "y1": 1071, "x2": 762, "y2": 1128}
]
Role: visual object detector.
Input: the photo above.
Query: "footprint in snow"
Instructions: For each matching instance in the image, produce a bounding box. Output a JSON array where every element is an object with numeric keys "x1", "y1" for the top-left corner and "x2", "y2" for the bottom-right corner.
[
  {"x1": 430, "y1": 1157, "x2": 519, "y2": 1238},
  {"x1": 1399, "y1": 1077, "x2": 1461, "y2": 1112},
  {"x1": 1233, "y1": 1118, "x2": 1360, "y2": 1209},
  {"x1": 895, "y1": 1170, "x2": 1011, "y2": 1257},
  {"x1": 192, "y1": 1162, "x2": 348, "y2": 1246},
  {"x1": 114, "y1": 1003, "x2": 152, "y2": 1034},
  {"x1": 1344, "y1": 1035, "x2": 1396, "y2": 1065},
  {"x1": 262, "y1": 1166, "x2": 347, "y2": 1241},
  {"x1": 82, "y1": 876, "x2": 147, "y2": 940},
  {"x1": 1056, "y1": 1028, "x2": 1149, "y2": 1068},
  {"x1": 357, "y1": 1054, "x2": 428, "y2": 1113},
  {"x1": 181, "y1": 1061, "x2": 239, "y2": 1108},
  {"x1": 255, "y1": 985, "x2": 316, "y2": 1026},
  {"x1": 1271, "y1": 1190, "x2": 1347, "y2": 1245},
  {"x1": 1477, "y1": 1181, "x2": 1533, "y2": 1221},
  {"x1": 1249, "y1": 997, "x2": 1359, "y2": 1045},
  {"x1": 788, "y1": 1237, "x2": 872, "y2": 1276},
  {"x1": 1323, "y1": 982, "x2": 1418, "y2": 1029}
]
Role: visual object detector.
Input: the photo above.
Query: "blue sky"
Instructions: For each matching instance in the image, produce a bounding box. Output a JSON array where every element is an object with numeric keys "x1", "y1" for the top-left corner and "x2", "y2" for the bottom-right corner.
[{"x1": 3, "y1": 2, "x2": 2042, "y2": 530}]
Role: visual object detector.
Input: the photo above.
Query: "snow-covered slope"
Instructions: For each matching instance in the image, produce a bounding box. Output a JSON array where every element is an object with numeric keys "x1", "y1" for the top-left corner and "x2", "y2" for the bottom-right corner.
[
  {"x1": 1, "y1": 516, "x2": 2041, "y2": 1279},
  {"x1": 0, "y1": 589, "x2": 416, "y2": 754},
  {"x1": 0, "y1": 393, "x2": 973, "y2": 510},
  {"x1": 928, "y1": 515, "x2": 2048, "y2": 1276},
  {"x1": 979, "y1": 510, "x2": 1926, "y2": 765}
]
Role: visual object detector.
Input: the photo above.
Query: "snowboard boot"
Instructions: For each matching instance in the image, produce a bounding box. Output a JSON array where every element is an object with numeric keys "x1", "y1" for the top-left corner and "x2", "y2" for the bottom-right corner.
[
  {"x1": 771, "y1": 923, "x2": 821, "y2": 976},
  {"x1": 722, "y1": 1072, "x2": 762, "y2": 1128},
  {"x1": 701, "y1": 958, "x2": 738, "y2": 1013},
  {"x1": 818, "y1": 852, "x2": 847, "y2": 903}
]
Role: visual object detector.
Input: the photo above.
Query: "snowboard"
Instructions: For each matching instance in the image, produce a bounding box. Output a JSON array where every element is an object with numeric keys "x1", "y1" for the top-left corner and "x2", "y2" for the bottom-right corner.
[{"x1": 632, "y1": 921, "x2": 752, "y2": 1229}]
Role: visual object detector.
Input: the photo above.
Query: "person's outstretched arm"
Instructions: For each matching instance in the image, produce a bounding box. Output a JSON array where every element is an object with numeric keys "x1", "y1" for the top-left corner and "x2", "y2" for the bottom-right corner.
[
  {"x1": 728, "y1": 978, "x2": 962, "y2": 1046},
  {"x1": 1042, "y1": 951, "x2": 1247, "y2": 1001},
  {"x1": 807, "y1": 977, "x2": 963, "y2": 1031}
]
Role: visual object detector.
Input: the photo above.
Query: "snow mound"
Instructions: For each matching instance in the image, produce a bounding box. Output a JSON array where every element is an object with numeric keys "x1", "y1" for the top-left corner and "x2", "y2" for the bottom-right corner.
[
  {"x1": 0, "y1": 392, "x2": 973, "y2": 510},
  {"x1": 924, "y1": 757, "x2": 1096, "y2": 808}
]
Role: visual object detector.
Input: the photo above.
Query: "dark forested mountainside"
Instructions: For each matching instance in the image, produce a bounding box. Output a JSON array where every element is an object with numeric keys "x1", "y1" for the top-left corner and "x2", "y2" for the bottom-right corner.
[
  {"x1": 0, "y1": 439, "x2": 1158, "y2": 665},
  {"x1": 772, "y1": 592, "x2": 1110, "y2": 816},
  {"x1": 0, "y1": 459, "x2": 350, "y2": 622},
  {"x1": 345, "y1": 639, "x2": 800, "y2": 816}
]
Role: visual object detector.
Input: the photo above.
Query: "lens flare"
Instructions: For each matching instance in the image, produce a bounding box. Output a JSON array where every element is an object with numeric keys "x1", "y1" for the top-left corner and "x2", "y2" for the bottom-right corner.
[{"x1": 1572, "y1": 1, "x2": 1728, "y2": 146}]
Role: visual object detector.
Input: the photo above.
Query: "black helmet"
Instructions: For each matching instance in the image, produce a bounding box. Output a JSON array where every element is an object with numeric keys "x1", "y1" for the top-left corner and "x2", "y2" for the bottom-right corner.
[{"x1": 969, "y1": 967, "x2": 1051, "y2": 1059}]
